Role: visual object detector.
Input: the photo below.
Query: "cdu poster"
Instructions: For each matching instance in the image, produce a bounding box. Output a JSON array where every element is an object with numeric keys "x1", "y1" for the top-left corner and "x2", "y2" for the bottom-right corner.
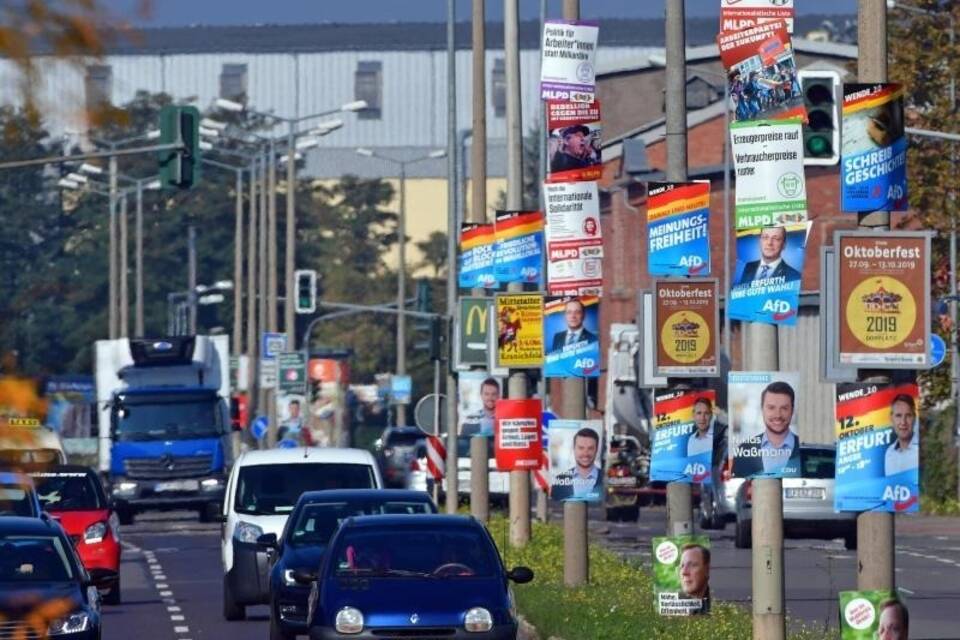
[
  {"x1": 729, "y1": 223, "x2": 809, "y2": 326},
  {"x1": 494, "y1": 210, "x2": 544, "y2": 287},
  {"x1": 646, "y1": 181, "x2": 711, "y2": 277},
  {"x1": 651, "y1": 390, "x2": 717, "y2": 484},
  {"x1": 459, "y1": 223, "x2": 496, "y2": 290}
]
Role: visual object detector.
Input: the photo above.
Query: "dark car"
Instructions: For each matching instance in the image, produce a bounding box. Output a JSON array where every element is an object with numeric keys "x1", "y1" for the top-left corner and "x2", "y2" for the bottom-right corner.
[
  {"x1": 0, "y1": 471, "x2": 43, "y2": 518},
  {"x1": 373, "y1": 427, "x2": 427, "y2": 488},
  {"x1": 303, "y1": 514, "x2": 533, "y2": 640},
  {"x1": 0, "y1": 516, "x2": 107, "y2": 640},
  {"x1": 260, "y1": 489, "x2": 437, "y2": 640}
]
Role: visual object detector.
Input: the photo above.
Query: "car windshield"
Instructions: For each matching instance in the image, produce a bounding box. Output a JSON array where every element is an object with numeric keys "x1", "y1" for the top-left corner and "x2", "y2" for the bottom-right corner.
[
  {"x1": 289, "y1": 500, "x2": 435, "y2": 546},
  {"x1": 0, "y1": 536, "x2": 73, "y2": 582},
  {"x1": 801, "y1": 449, "x2": 835, "y2": 479},
  {"x1": 235, "y1": 464, "x2": 377, "y2": 516},
  {"x1": 331, "y1": 527, "x2": 497, "y2": 578},
  {"x1": 31, "y1": 472, "x2": 104, "y2": 511},
  {"x1": 385, "y1": 432, "x2": 423, "y2": 448},
  {"x1": 114, "y1": 397, "x2": 221, "y2": 441},
  {"x1": 0, "y1": 484, "x2": 36, "y2": 517}
]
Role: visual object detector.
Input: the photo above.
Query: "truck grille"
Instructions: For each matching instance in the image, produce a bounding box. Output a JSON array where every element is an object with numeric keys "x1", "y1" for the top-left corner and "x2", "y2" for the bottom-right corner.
[
  {"x1": 124, "y1": 455, "x2": 212, "y2": 479},
  {"x1": 0, "y1": 621, "x2": 42, "y2": 640}
]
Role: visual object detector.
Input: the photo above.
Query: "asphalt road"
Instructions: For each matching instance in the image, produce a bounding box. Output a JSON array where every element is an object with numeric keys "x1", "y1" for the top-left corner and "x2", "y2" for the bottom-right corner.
[{"x1": 102, "y1": 508, "x2": 960, "y2": 640}]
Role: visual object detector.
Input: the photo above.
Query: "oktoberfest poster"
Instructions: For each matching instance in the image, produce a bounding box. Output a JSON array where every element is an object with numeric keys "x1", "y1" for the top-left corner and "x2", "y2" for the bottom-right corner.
[
  {"x1": 493, "y1": 210, "x2": 544, "y2": 287},
  {"x1": 729, "y1": 223, "x2": 809, "y2": 326},
  {"x1": 839, "y1": 590, "x2": 907, "y2": 640},
  {"x1": 841, "y1": 83, "x2": 908, "y2": 212},
  {"x1": 547, "y1": 100, "x2": 602, "y2": 183},
  {"x1": 652, "y1": 535, "x2": 711, "y2": 616},
  {"x1": 730, "y1": 119, "x2": 807, "y2": 229},
  {"x1": 720, "y1": 0, "x2": 795, "y2": 34},
  {"x1": 718, "y1": 19, "x2": 806, "y2": 122},
  {"x1": 544, "y1": 181, "x2": 603, "y2": 296},
  {"x1": 543, "y1": 296, "x2": 600, "y2": 378},
  {"x1": 647, "y1": 181, "x2": 711, "y2": 277},
  {"x1": 835, "y1": 383, "x2": 920, "y2": 513},
  {"x1": 495, "y1": 293, "x2": 545, "y2": 368},
  {"x1": 540, "y1": 20, "x2": 599, "y2": 102},
  {"x1": 729, "y1": 371, "x2": 802, "y2": 479},
  {"x1": 494, "y1": 398, "x2": 543, "y2": 471},
  {"x1": 651, "y1": 390, "x2": 717, "y2": 484},
  {"x1": 547, "y1": 419, "x2": 604, "y2": 502},
  {"x1": 653, "y1": 279, "x2": 719, "y2": 377},
  {"x1": 458, "y1": 222, "x2": 496, "y2": 289}
]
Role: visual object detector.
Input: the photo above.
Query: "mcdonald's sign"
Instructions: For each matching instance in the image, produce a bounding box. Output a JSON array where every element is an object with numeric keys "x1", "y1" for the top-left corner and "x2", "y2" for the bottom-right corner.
[{"x1": 457, "y1": 297, "x2": 490, "y2": 368}]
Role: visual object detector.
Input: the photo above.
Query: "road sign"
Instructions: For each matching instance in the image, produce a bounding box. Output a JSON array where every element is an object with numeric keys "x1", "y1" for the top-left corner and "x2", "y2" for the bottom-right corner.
[
  {"x1": 414, "y1": 393, "x2": 447, "y2": 434},
  {"x1": 251, "y1": 416, "x2": 269, "y2": 440},
  {"x1": 391, "y1": 375, "x2": 412, "y2": 405},
  {"x1": 261, "y1": 332, "x2": 288, "y2": 360},
  {"x1": 259, "y1": 359, "x2": 278, "y2": 388},
  {"x1": 930, "y1": 334, "x2": 947, "y2": 368},
  {"x1": 277, "y1": 352, "x2": 308, "y2": 394}
]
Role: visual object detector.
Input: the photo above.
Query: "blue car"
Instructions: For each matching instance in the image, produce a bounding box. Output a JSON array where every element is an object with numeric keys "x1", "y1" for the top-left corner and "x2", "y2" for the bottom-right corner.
[
  {"x1": 0, "y1": 471, "x2": 43, "y2": 518},
  {"x1": 261, "y1": 489, "x2": 437, "y2": 640},
  {"x1": 304, "y1": 514, "x2": 533, "y2": 640}
]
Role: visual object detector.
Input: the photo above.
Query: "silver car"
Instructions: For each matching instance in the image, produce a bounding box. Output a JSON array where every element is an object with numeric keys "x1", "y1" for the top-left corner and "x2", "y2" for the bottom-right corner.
[
  {"x1": 733, "y1": 444, "x2": 857, "y2": 550},
  {"x1": 699, "y1": 438, "x2": 744, "y2": 530}
]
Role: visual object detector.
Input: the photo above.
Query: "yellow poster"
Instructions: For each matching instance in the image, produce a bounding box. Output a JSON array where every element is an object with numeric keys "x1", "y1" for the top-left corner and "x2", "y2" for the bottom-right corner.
[{"x1": 496, "y1": 293, "x2": 544, "y2": 368}]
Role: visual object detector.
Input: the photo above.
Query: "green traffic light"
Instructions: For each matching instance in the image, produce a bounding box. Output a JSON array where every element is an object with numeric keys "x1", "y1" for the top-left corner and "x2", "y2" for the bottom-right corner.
[{"x1": 806, "y1": 136, "x2": 831, "y2": 156}]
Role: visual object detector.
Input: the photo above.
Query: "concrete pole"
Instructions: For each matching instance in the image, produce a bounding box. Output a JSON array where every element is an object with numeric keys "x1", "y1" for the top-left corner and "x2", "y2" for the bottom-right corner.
[
  {"x1": 119, "y1": 193, "x2": 129, "y2": 338},
  {"x1": 268, "y1": 138, "x2": 278, "y2": 333},
  {"x1": 535, "y1": 0, "x2": 550, "y2": 527},
  {"x1": 135, "y1": 181, "x2": 144, "y2": 338},
  {"x1": 247, "y1": 161, "x2": 259, "y2": 416},
  {"x1": 397, "y1": 162, "x2": 408, "y2": 427},
  {"x1": 445, "y1": 0, "x2": 460, "y2": 514},
  {"x1": 857, "y1": 0, "x2": 895, "y2": 592},
  {"x1": 470, "y1": 436, "x2": 489, "y2": 522},
  {"x1": 260, "y1": 149, "x2": 273, "y2": 446},
  {"x1": 233, "y1": 169, "x2": 244, "y2": 356},
  {"x1": 108, "y1": 154, "x2": 118, "y2": 339},
  {"x1": 285, "y1": 121, "x2": 297, "y2": 343}
]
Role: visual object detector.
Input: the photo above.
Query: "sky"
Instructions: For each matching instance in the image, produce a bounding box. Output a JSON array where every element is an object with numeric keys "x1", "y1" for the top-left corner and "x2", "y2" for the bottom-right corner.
[{"x1": 102, "y1": 0, "x2": 858, "y2": 27}]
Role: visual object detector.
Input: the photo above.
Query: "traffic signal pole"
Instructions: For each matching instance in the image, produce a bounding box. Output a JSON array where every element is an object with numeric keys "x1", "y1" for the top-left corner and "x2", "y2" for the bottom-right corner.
[{"x1": 445, "y1": 0, "x2": 460, "y2": 514}]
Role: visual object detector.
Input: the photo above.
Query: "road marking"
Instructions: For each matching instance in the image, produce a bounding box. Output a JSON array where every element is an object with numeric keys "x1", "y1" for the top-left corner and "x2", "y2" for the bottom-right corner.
[
  {"x1": 154, "y1": 574, "x2": 167, "y2": 580},
  {"x1": 899, "y1": 587, "x2": 915, "y2": 595},
  {"x1": 156, "y1": 583, "x2": 169, "y2": 589},
  {"x1": 171, "y1": 615, "x2": 185, "y2": 621},
  {"x1": 160, "y1": 590, "x2": 173, "y2": 597},
  {"x1": 174, "y1": 626, "x2": 189, "y2": 633},
  {"x1": 167, "y1": 606, "x2": 181, "y2": 612}
]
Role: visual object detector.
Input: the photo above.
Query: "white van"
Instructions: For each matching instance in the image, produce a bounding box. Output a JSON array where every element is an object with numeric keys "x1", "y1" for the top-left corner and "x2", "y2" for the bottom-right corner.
[
  {"x1": 0, "y1": 424, "x2": 68, "y2": 465},
  {"x1": 220, "y1": 447, "x2": 382, "y2": 620}
]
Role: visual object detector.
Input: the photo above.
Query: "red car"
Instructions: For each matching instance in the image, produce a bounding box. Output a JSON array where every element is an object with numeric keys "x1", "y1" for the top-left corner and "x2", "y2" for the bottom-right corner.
[{"x1": 29, "y1": 464, "x2": 123, "y2": 604}]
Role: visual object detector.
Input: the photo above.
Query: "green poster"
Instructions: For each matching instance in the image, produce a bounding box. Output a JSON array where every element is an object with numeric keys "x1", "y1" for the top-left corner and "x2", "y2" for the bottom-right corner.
[
  {"x1": 839, "y1": 590, "x2": 907, "y2": 640},
  {"x1": 651, "y1": 535, "x2": 710, "y2": 616}
]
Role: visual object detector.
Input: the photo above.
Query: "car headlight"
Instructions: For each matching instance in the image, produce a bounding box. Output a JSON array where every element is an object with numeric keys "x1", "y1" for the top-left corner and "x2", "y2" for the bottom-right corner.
[
  {"x1": 84, "y1": 521, "x2": 108, "y2": 544},
  {"x1": 233, "y1": 521, "x2": 264, "y2": 544},
  {"x1": 465, "y1": 607, "x2": 493, "y2": 632},
  {"x1": 335, "y1": 607, "x2": 364, "y2": 634},
  {"x1": 200, "y1": 478, "x2": 223, "y2": 491},
  {"x1": 112, "y1": 481, "x2": 137, "y2": 496},
  {"x1": 48, "y1": 611, "x2": 92, "y2": 635}
]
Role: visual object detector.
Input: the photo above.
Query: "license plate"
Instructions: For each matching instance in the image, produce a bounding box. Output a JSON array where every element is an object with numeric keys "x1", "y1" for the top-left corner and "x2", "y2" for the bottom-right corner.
[
  {"x1": 785, "y1": 487, "x2": 824, "y2": 499},
  {"x1": 155, "y1": 479, "x2": 200, "y2": 492}
]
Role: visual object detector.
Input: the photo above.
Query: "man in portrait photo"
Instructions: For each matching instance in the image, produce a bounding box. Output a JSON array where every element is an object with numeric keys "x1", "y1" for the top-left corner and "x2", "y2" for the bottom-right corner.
[
  {"x1": 551, "y1": 427, "x2": 602, "y2": 501},
  {"x1": 734, "y1": 380, "x2": 801, "y2": 477},
  {"x1": 686, "y1": 396, "x2": 714, "y2": 458},
  {"x1": 678, "y1": 543, "x2": 711, "y2": 615},
  {"x1": 550, "y1": 299, "x2": 598, "y2": 352},
  {"x1": 736, "y1": 226, "x2": 801, "y2": 286},
  {"x1": 550, "y1": 124, "x2": 598, "y2": 173},
  {"x1": 884, "y1": 394, "x2": 918, "y2": 477},
  {"x1": 877, "y1": 599, "x2": 909, "y2": 640},
  {"x1": 459, "y1": 377, "x2": 500, "y2": 438}
]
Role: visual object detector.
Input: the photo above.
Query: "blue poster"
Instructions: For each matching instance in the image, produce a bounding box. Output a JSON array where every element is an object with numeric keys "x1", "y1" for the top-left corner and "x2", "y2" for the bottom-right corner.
[
  {"x1": 543, "y1": 296, "x2": 600, "y2": 378},
  {"x1": 494, "y1": 210, "x2": 544, "y2": 286},
  {"x1": 459, "y1": 223, "x2": 497, "y2": 289},
  {"x1": 647, "y1": 181, "x2": 711, "y2": 276},
  {"x1": 651, "y1": 390, "x2": 716, "y2": 484},
  {"x1": 729, "y1": 222, "x2": 809, "y2": 326}
]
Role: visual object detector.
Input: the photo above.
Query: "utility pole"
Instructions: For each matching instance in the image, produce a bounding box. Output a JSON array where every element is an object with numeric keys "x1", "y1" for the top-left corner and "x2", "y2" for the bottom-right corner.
[
  {"x1": 268, "y1": 137, "x2": 279, "y2": 333},
  {"x1": 259, "y1": 147, "x2": 273, "y2": 447},
  {"x1": 108, "y1": 155, "x2": 118, "y2": 340},
  {"x1": 233, "y1": 168, "x2": 244, "y2": 356},
  {"x1": 857, "y1": 0, "x2": 895, "y2": 592},
  {"x1": 397, "y1": 162, "x2": 409, "y2": 427},
  {"x1": 135, "y1": 181, "x2": 145, "y2": 338},
  {"x1": 536, "y1": 0, "x2": 550, "y2": 526},
  {"x1": 285, "y1": 121, "x2": 297, "y2": 343},
  {"x1": 188, "y1": 224, "x2": 197, "y2": 334},
  {"x1": 119, "y1": 193, "x2": 129, "y2": 338},
  {"x1": 445, "y1": 0, "x2": 460, "y2": 514},
  {"x1": 247, "y1": 158, "x2": 260, "y2": 424}
]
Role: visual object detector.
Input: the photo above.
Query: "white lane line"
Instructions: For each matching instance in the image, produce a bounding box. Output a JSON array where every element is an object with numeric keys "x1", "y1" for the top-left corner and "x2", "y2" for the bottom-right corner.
[
  {"x1": 162, "y1": 597, "x2": 176, "y2": 604},
  {"x1": 156, "y1": 583, "x2": 169, "y2": 589},
  {"x1": 167, "y1": 606, "x2": 181, "y2": 612},
  {"x1": 174, "y1": 626, "x2": 190, "y2": 633},
  {"x1": 170, "y1": 615, "x2": 185, "y2": 621},
  {"x1": 154, "y1": 574, "x2": 167, "y2": 580},
  {"x1": 159, "y1": 590, "x2": 173, "y2": 597},
  {"x1": 899, "y1": 587, "x2": 915, "y2": 595}
]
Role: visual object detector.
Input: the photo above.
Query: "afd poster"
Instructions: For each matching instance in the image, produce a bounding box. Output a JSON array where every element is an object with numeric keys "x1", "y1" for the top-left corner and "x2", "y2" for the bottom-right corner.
[
  {"x1": 494, "y1": 398, "x2": 543, "y2": 471},
  {"x1": 652, "y1": 535, "x2": 711, "y2": 616},
  {"x1": 547, "y1": 419, "x2": 604, "y2": 502},
  {"x1": 458, "y1": 223, "x2": 496, "y2": 290},
  {"x1": 730, "y1": 119, "x2": 807, "y2": 229},
  {"x1": 835, "y1": 383, "x2": 920, "y2": 513},
  {"x1": 841, "y1": 83, "x2": 908, "y2": 212},
  {"x1": 653, "y1": 279, "x2": 719, "y2": 377},
  {"x1": 543, "y1": 296, "x2": 601, "y2": 378},
  {"x1": 718, "y1": 19, "x2": 806, "y2": 122},
  {"x1": 720, "y1": 0, "x2": 795, "y2": 34},
  {"x1": 729, "y1": 371, "x2": 802, "y2": 479},
  {"x1": 495, "y1": 293, "x2": 545, "y2": 368},
  {"x1": 647, "y1": 181, "x2": 711, "y2": 276},
  {"x1": 839, "y1": 591, "x2": 907, "y2": 640},
  {"x1": 547, "y1": 100, "x2": 602, "y2": 183},
  {"x1": 494, "y1": 210, "x2": 544, "y2": 287},
  {"x1": 544, "y1": 181, "x2": 603, "y2": 296},
  {"x1": 540, "y1": 20, "x2": 599, "y2": 102},
  {"x1": 651, "y1": 390, "x2": 717, "y2": 484},
  {"x1": 729, "y1": 223, "x2": 809, "y2": 326}
]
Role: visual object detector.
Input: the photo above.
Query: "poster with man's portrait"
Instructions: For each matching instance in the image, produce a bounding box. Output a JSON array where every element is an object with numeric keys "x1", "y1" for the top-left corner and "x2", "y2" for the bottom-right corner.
[
  {"x1": 546, "y1": 100, "x2": 602, "y2": 183},
  {"x1": 653, "y1": 535, "x2": 711, "y2": 616},
  {"x1": 547, "y1": 419, "x2": 603, "y2": 502},
  {"x1": 839, "y1": 590, "x2": 908, "y2": 640},
  {"x1": 277, "y1": 392, "x2": 307, "y2": 447},
  {"x1": 729, "y1": 223, "x2": 809, "y2": 326},
  {"x1": 729, "y1": 371, "x2": 802, "y2": 478},
  {"x1": 457, "y1": 371, "x2": 503, "y2": 438},
  {"x1": 543, "y1": 296, "x2": 600, "y2": 378}
]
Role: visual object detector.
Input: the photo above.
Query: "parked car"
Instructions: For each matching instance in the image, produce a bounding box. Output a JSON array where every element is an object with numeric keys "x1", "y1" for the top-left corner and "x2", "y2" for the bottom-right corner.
[
  {"x1": 0, "y1": 471, "x2": 43, "y2": 518},
  {"x1": 699, "y1": 441, "x2": 745, "y2": 530},
  {"x1": 373, "y1": 426, "x2": 427, "y2": 489},
  {"x1": 221, "y1": 447, "x2": 383, "y2": 621},
  {"x1": 734, "y1": 445, "x2": 856, "y2": 550},
  {"x1": 260, "y1": 489, "x2": 437, "y2": 640},
  {"x1": 28, "y1": 465, "x2": 122, "y2": 604},
  {"x1": 0, "y1": 516, "x2": 107, "y2": 640},
  {"x1": 604, "y1": 435, "x2": 642, "y2": 522},
  {"x1": 303, "y1": 514, "x2": 533, "y2": 639}
]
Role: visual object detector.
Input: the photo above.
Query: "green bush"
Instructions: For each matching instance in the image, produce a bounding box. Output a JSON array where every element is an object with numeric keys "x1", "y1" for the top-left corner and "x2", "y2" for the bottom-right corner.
[{"x1": 920, "y1": 407, "x2": 959, "y2": 506}]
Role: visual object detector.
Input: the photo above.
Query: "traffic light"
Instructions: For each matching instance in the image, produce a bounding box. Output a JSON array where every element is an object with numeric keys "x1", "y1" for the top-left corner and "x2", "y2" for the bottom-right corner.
[
  {"x1": 159, "y1": 105, "x2": 201, "y2": 188},
  {"x1": 429, "y1": 317, "x2": 445, "y2": 361},
  {"x1": 415, "y1": 279, "x2": 432, "y2": 312},
  {"x1": 798, "y1": 69, "x2": 841, "y2": 166},
  {"x1": 294, "y1": 269, "x2": 317, "y2": 314}
]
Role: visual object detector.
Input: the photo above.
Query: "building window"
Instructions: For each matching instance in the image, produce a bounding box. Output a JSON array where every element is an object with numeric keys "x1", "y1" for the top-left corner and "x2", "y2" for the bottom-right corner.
[
  {"x1": 220, "y1": 63, "x2": 248, "y2": 102},
  {"x1": 355, "y1": 61, "x2": 382, "y2": 120},
  {"x1": 84, "y1": 65, "x2": 112, "y2": 111},
  {"x1": 492, "y1": 58, "x2": 506, "y2": 118}
]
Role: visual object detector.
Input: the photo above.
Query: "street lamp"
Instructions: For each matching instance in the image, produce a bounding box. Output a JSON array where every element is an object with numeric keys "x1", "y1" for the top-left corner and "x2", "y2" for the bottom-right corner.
[{"x1": 353, "y1": 147, "x2": 447, "y2": 426}]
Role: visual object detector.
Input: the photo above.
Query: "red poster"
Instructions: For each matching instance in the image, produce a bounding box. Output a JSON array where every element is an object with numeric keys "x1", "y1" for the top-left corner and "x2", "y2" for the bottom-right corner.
[
  {"x1": 494, "y1": 399, "x2": 543, "y2": 471},
  {"x1": 546, "y1": 100, "x2": 602, "y2": 183}
]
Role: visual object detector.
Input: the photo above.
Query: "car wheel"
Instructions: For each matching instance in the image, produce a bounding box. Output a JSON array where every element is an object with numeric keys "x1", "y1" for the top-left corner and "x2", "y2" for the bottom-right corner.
[
  {"x1": 698, "y1": 503, "x2": 715, "y2": 530},
  {"x1": 734, "y1": 518, "x2": 752, "y2": 549},
  {"x1": 222, "y1": 575, "x2": 246, "y2": 621},
  {"x1": 102, "y1": 577, "x2": 121, "y2": 605},
  {"x1": 269, "y1": 606, "x2": 292, "y2": 640},
  {"x1": 844, "y1": 532, "x2": 858, "y2": 550},
  {"x1": 116, "y1": 509, "x2": 135, "y2": 526},
  {"x1": 604, "y1": 507, "x2": 620, "y2": 522}
]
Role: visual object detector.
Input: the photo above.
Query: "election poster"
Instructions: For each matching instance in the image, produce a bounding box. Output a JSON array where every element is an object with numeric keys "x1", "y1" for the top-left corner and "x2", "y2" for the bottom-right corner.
[
  {"x1": 547, "y1": 100, "x2": 602, "y2": 183},
  {"x1": 836, "y1": 231, "x2": 931, "y2": 368},
  {"x1": 718, "y1": 20, "x2": 806, "y2": 122},
  {"x1": 835, "y1": 382, "x2": 920, "y2": 513},
  {"x1": 457, "y1": 370, "x2": 503, "y2": 438},
  {"x1": 720, "y1": 0, "x2": 795, "y2": 34},
  {"x1": 494, "y1": 398, "x2": 543, "y2": 471},
  {"x1": 651, "y1": 390, "x2": 717, "y2": 484},
  {"x1": 730, "y1": 119, "x2": 807, "y2": 229},
  {"x1": 729, "y1": 223, "x2": 809, "y2": 326},
  {"x1": 540, "y1": 20, "x2": 599, "y2": 103},
  {"x1": 728, "y1": 371, "x2": 802, "y2": 478},
  {"x1": 547, "y1": 419, "x2": 604, "y2": 502},
  {"x1": 544, "y1": 181, "x2": 603, "y2": 296},
  {"x1": 459, "y1": 222, "x2": 496, "y2": 290},
  {"x1": 277, "y1": 392, "x2": 308, "y2": 446},
  {"x1": 652, "y1": 535, "x2": 711, "y2": 616},
  {"x1": 494, "y1": 210, "x2": 544, "y2": 287},
  {"x1": 495, "y1": 293, "x2": 545, "y2": 368},
  {"x1": 841, "y1": 83, "x2": 908, "y2": 212},
  {"x1": 653, "y1": 279, "x2": 719, "y2": 377},
  {"x1": 646, "y1": 181, "x2": 711, "y2": 276},
  {"x1": 543, "y1": 296, "x2": 601, "y2": 378},
  {"x1": 839, "y1": 590, "x2": 907, "y2": 640}
]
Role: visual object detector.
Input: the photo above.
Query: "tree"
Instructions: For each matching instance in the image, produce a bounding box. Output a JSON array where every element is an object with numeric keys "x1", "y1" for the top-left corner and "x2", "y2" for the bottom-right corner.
[{"x1": 415, "y1": 231, "x2": 448, "y2": 278}]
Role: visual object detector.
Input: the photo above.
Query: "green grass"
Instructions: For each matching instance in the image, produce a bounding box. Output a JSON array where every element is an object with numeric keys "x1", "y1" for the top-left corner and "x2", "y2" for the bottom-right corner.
[
  {"x1": 920, "y1": 495, "x2": 960, "y2": 516},
  {"x1": 486, "y1": 517, "x2": 830, "y2": 640}
]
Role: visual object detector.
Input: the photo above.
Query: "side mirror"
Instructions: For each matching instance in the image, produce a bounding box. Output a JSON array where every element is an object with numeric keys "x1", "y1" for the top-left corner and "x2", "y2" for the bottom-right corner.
[
  {"x1": 507, "y1": 566, "x2": 534, "y2": 584},
  {"x1": 292, "y1": 569, "x2": 317, "y2": 585},
  {"x1": 256, "y1": 532, "x2": 278, "y2": 548}
]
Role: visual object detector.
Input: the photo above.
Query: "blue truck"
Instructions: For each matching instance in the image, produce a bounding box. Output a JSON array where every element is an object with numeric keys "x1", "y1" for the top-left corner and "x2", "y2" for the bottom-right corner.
[{"x1": 95, "y1": 336, "x2": 234, "y2": 524}]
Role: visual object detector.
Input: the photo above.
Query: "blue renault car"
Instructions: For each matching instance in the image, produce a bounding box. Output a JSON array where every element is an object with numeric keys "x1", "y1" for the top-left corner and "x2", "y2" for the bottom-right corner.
[
  {"x1": 260, "y1": 489, "x2": 437, "y2": 640},
  {"x1": 303, "y1": 514, "x2": 533, "y2": 640}
]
